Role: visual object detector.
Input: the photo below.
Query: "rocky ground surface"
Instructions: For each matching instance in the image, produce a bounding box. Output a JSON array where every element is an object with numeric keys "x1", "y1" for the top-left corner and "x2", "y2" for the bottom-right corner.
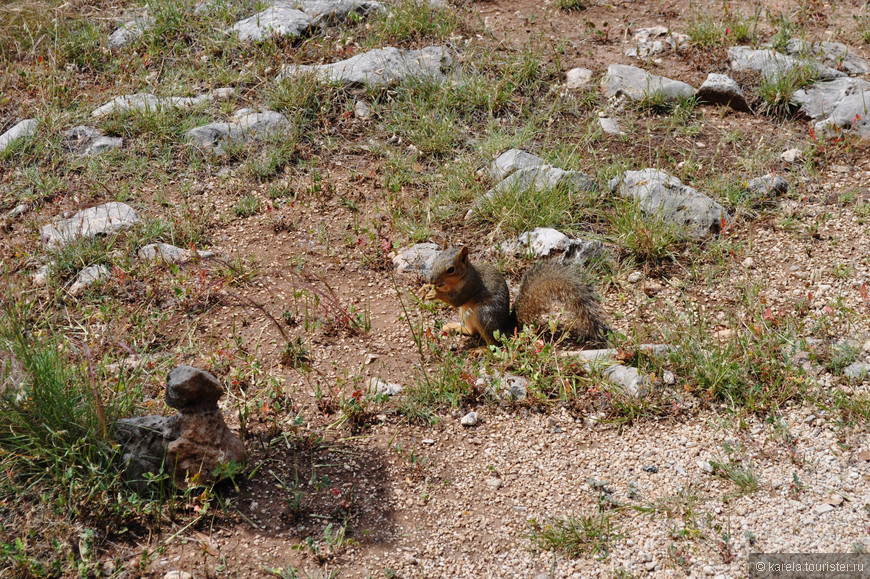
[{"x1": 3, "y1": 0, "x2": 870, "y2": 577}]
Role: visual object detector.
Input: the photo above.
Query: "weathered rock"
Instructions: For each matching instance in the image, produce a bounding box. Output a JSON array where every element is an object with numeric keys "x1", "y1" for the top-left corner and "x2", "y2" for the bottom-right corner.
[
  {"x1": 467, "y1": 165, "x2": 596, "y2": 220},
  {"x1": 602, "y1": 64, "x2": 694, "y2": 102},
  {"x1": 482, "y1": 148, "x2": 545, "y2": 182},
  {"x1": 108, "y1": 17, "x2": 152, "y2": 48},
  {"x1": 295, "y1": 0, "x2": 384, "y2": 24},
  {"x1": 0, "y1": 119, "x2": 37, "y2": 154},
  {"x1": 460, "y1": 411, "x2": 478, "y2": 426},
  {"x1": 368, "y1": 377, "x2": 403, "y2": 396},
  {"x1": 784, "y1": 38, "x2": 869, "y2": 76},
  {"x1": 231, "y1": 6, "x2": 312, "y2": 41},
  {"x1": 565, "y1": 67, "x2": 594, "y2": 89},
  {"x1": 63, "y1": 126, "x2": 123, "y2": 156},
  {"x1": 114, "y1": 366, "x2": 245, "y2": 491},
  {"x1": 598, "y1": 117, "x2": 625, "y2": 135},
  {"x1": 69, "y1": 264, "x2": 111, "y2": 296},
  {"x1": 781, "y1": 148, "x2": 803, "y2": 164},
  {"x1": 138, "y1": 243, "x2": 214, "y2": 264},
  {"x1": 41, "y1": 202, "x2": 140, "y2": 248},
  {"x1": 32, "y1": 264, "x2": 50, "y2": 286},
  {"x1": 91, "y1": 90, "x2": 231, "y2": 118},
  {"x1": 185, "y1": 109, "x2": 292, "y2": 153},
  {"x1": 794, "y1": 76, "x2": 870, "y2": 138},
  {"x1": 501, "y1": 228, "x2": 609, "y2": 266},
  {"x1": 745, "y1": 174, "x2": 789, "y2": 199},
  {"x1": 392, "y1": 243, "x2": 441, "y2": 278},
  {"x1": 625, "y1": 26, "x2": 688, "y2": 58},
  {"x1": 609, "y1": 169, "x2": 729, "y2": 238},
  {"x1": 844, "y1": 362, "x2": 870, "y2": 380},
  {"x1": 478, "y1": 372, "x2": 528, "y2": 400},
  {"x1": 279, "y1": 46, "x2": 451, "y2": 88},
  {"x1": 604, "y1": 364, "x2": 649, "y2": 398},
  {"x1": 353, "y1": 100, "x2": 373, "y2": 120},
  {"x1": 727, "y1": 46, "x2": 843, "y2": 81},
  {"x1": 696, "y1": 73, "x2": 752, "y2": 113}
]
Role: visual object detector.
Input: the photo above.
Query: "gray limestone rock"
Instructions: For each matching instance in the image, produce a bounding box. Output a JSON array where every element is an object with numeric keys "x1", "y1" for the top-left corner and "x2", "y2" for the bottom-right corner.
[
  {"x1": 460, "y1": 411, "x2": 478, "y2": 426},
  {"x1": 467, "y1": 165, "x2": 596, "y2": 220},
  {"x1": 231, "y1": 6, "x2": 312, "y2": 41},
  {"x1": 566, "y1": 67, "x2": 594, "y2": 90},
  {"x1": 392, "y1": 243, "x2": 441, "y2": 278},
  {"x1": 696, "y1": 73, "x2": 752, "y2": 113},
  {"x1": 63, "y1": 126, "x2": 123, "y2": 156},
  {"x1": 501, "y1": 228, "x2": 609, "y2": 266},
  {"x1": 41, "y1": 202, "x2": 140, "y2": 248},
  {"x1": 108, "y1": 17, "x2": 153, "y2": 48},
  {"x1": 368, "y1": 377, "x2": 403, "y2": 396},
  {"x1": 791, "y1": 76, "x2": 870, "y2": 137},
  {"x1": 478, "y1": 372, "x2": 528, "y2": 401},
  {"x1": 483, "y1": 149, "x2": 545, "y2": 181},
  {"x1": 728, "y1": 46, "x2": 843, "y2": 81},
  {"x1": 91, "y1": 91, "x2": 226, "y2": 118},
  {"x1": 353, "y1": 100, "x2": 373, "y2": 120},
  {"x1": 625, "y1": 26, "x2": 688, "y2": 58},
  {"x1": 138, "y1": 243, "x2": 214, "y2": 264},
  {"x1": 598, "y1": 117, "x2": 625, "y2": 135},
  {"x1": 69, "y1": 264, "x2": 111, "y2": 296},
  {"x1": 609, "y1": 169, "x2": 729, "y2": 239},
  {"x1": 844, "y1": 362, "x2": 869, "y2": 380},
  {"x1": 602, "y1": 64, "x2": 694, "y2": 102},
  {"x1": 185, "y1": 109, "x2": 292, "y2": 153},
  {"x1": 784, "y1": 38, "x2": 869, "y2": 76},
  {"x1": 295, "y1": 0, "x2": 384, "y2": 24},
  {"x1": 0, "y1": 119, "x2": 37, "y2": 154},
  {"x1": 604, "y1": 364, "x2": 650, "y2": 398},
  {"x1": 745, "y1": 175, "x2": 789, "y2": 199},
  {"x1": 279, "y1": 46, "x2": 451, "y2": 88}
]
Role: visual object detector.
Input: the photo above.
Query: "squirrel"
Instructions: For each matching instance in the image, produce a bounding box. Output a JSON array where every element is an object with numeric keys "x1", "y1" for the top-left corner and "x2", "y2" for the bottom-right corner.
[{"x1": 418, "y1": 246, "x2": 610, "y2": 347}]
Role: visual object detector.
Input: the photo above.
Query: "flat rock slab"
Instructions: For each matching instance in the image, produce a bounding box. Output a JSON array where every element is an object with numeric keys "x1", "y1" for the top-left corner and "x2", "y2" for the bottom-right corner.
[
  {"x1": 231, "y1": 6, "x2": 312, "y2": 41},
  {"x1": 41, "y1": 202, "x2": 139, "y2": 248},
  {"x1": 0, "y1": 119, "x2": 37, "y2": 154},
  {"x1": 109, "y1": 17, "x2": 152, "y2": 48},
  {"x1": 483, "y1": 148, "x2": 545, "y2": 182},
  {"x1": 599, "y1": 117, "x2": 625, "y2": 135},
  {"x1": 609, "y1": 169, "x2": 729, "y2": 238},
  {"x1": 728, "y1": 46, "x2": 843, "y2": 81},
  {"x1": 467, "y1": 165, "x2": 596, "y2": 220},
  {"x1": 625, "y1": 26, "x2": 688, "y2": 58},
  {"x1": 696, "y1": 73, "x2": 752, "y2": 113},
  {"x1": 604, "y1": 364, "x2": 650, "y2": 398},
  {"x1": 91, "y1": 89, "x2": 233, "y2": 118},
  {"x1": 566, "y1": 67, "x2": 594, "y2": 90},
  {"x1": 501, "y1": 227, "x2": 609, "y2": 266},
  {"x1": 70, "y1": 264, "x2": 111, "y2": 295},
  {"x1": 186, "y1": 109, "x2": 292, "y2": 153},
  {"x1": 602, "y1": 64, "x2": 694, "y2": 102},
  {"x1": 793, "y1": 77, "x2": 870, "y2": 137},
  {"x1": 785, "y1": 38, "x2": 869, "y2": 76},
  {"x1": 138, "y1": 243, "x2": 214, "y2": 264},
  {"x1": 392, "y1": 243, "x2": 441, "y2": 278},
  {"x1": 294, "y1": 0, "x2": 383, "y2": 24},
  {"x1": 279, "y1": 46, "x2": 451, "y2": 88},
  {"x1": 63, "y1": 126, "x2": 123, "y2": 156}
]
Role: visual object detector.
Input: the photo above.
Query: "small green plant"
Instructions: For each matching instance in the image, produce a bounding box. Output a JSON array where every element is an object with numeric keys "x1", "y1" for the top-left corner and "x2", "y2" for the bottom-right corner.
[
  {"x1": 710, "y1": 457, "x2": 758, "y2": 494},
  {"x1": 756, "y1": 64, "x2": 817, "y2": 116},
  {"x1": 855, "y1": 13, "x2": 870, "y2": 44},
  {"x1": 235, "y1": 194, "x2": 262, "y2": 217},
  {"x1": 554, "y1": 0, "x2": 586, "y2": 11},
  {"x1": 608, "y1": 201, "x2": 688, "y2": 264},
  {"x1": 529, "y1": 511, "x2": 621, "y2": 558}
]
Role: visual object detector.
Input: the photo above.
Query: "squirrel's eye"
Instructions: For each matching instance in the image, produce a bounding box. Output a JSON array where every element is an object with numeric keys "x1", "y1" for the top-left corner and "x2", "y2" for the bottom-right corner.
[{"x1": 445, "y1": 266, "x2": 455, "y2": 274}]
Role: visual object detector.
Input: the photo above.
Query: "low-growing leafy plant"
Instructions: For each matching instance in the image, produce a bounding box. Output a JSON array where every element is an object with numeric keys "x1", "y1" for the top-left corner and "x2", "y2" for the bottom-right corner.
[{"x1": 529, "y1": 511, "x2": 621, "y2": 558}]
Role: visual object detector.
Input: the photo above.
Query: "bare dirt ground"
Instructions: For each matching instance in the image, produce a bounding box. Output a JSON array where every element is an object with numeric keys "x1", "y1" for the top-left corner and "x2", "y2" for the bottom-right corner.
[{"x1": 3, "y1": 0, "x2": 870, "y2": 577}]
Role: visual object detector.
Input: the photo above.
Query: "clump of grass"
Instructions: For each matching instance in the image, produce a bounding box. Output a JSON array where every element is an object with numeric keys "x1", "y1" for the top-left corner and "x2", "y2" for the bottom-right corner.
[
  {"x1": 529, "y1": 512, "x2": 621, "y2": 558},
  {"x1": 855, "y1": 14, "x2": 870, "y2": 44},
  {"x1": 608, "y1": 201, "x2": 688, "y2": 264},
  {"x1": 755, "y1": 63, "x2": 817, "y2": 116},
  {"x1": 553, "y1": 0, "x2": 586, "y2": 11},
  {"x1": 711, "y1": 457, "x2": 759, "y2": 493},
  {"x1": 365, "y1": 0, "x2": 461, "y2": 45},
  {"x1": 687, "y1": 5, "x2": 760, "y2": 48}
]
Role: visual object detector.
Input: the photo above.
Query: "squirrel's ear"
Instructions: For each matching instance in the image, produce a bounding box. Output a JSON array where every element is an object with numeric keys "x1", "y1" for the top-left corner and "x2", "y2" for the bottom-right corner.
[
  {"x1": 458, "y1": 246, "x2": 469, "y2": 263},
  {"x1": 441, "y1": 240, "x2": 448, "y2": 250}
]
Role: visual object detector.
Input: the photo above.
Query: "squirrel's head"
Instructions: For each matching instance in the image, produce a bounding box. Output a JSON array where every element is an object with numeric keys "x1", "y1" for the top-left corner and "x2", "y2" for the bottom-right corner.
[{"x1": 429, "y1": 246, "x2": 469, "y2": 287}]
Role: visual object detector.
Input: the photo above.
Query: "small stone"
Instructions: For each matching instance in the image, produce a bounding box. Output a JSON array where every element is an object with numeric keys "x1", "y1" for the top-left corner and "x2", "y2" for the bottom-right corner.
[
  {"x1": 166, "y1": 366, "x2": 225, "y2": 410},
  {"x1": 814, "y1": 503, "x2": 835, "y2": 515},
  {"x1": 138, "y1": 243, "x2": 214, "y2": 264},
  {"x1": 460, "y1": 411, "x2": 478, "y2": 426},
  {"x1": 231, "y1": 7, "x2": 312, "y2": 41},
  {"x1": 642, "y1": 465, "x2": 658, "y2": 473},
  {"x1": 109, "y1": 17, "x2": 152, "y2": 48},
  {"x1": 368, "y1": 377, "x2": 402, "y2": 396},
  {"x1": 483, "y1": 148, "x2": 544, "y2": 181},
  {"x1": 742, "y1": 257, "x2": 754, "y2": 268},
  {"x1": 697, "y1": 460, "x2": 713, "y2": 473},
  {"x1": 63, "y1": 126, "x2": 123, "y2": 156},
  {"x1": 354, "y1": 100, "x2": 372, "y2": 120},
  {"x1": 857, "y1": 449, "x2": 870, "y2": 461},
  {"x1": 826, "y1": 494, "x2": 844, "y2": 507},
  {"x1": 163, "y1": 572, "x2": 193, "y2": 579},
  {"x1": 485, "y1": 477, "x2": 502, "y2": 489},
  {"x1": 696, "y1": 73, "x2": 751, "y2": 113},
  {"x1": 599, "y1": 117, "x2": 626, "y2": 136},
  {"x1": 662, "y1": 370, "x2": 675, "y2": 385},
  {"x1": 69, "y1": 264, "x2": 111, "y2": 296},
  {"x1": 745, "y1": 174, "x2": 790, "y2": 199},
  {"x1": 364, "y1": 353, "x2": 379, "y2": 365},
  {"x1": 602, "y1": 64, "x2": 694, "y2": 103},
  {"x1": 781, "y1": 148, "x2": 803, "y2": 164},
  {"x1": 392, "y1": 243, "x2": 441, "y2": 278},
  {"x1": 565, "y1": 67, "x2": 594, "y2": 89},
  {"x1": 422, "y1": 438, "x2": 435, "y2": 445},
  {"x1": 627, "y1": 271, "x2": 643, "y2": 284},
  {"x1": 844, "y1": 362, "x2": 870, "y2": 380},
  {"x1": 32, "y1": 264, "x2": 50, "y2": 286},
  {"x1": 7, "y1": 204, "x2": 28, "y2": 219}
]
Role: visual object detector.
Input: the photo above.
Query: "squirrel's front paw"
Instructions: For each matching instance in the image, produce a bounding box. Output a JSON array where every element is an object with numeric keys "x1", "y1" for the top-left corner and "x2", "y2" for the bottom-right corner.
[
  {"x1": 417, "y1": 283, "x2": 437, "y2": 301},
  {"x1": 442, "y1": 322, "x2": 462, "y2": 333}
]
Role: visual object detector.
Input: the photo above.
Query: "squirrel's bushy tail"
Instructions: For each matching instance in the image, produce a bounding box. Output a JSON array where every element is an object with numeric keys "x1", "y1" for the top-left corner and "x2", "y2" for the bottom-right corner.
[{"x1": 513, "y1": 262, "x2": 610, "y2": 344}]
